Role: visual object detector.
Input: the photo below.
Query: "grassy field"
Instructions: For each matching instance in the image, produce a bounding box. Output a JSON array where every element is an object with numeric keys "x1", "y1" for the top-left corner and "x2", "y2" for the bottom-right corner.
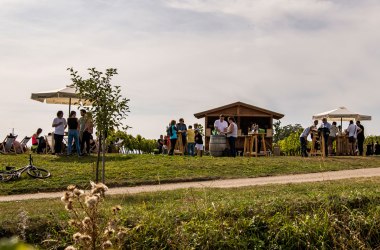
[
  {"x1": 1, "y1": 154, "x2": 380, "y2": 195},
  {"x1": 1, "y1": 177, "x2": 380, "y2": 249}
]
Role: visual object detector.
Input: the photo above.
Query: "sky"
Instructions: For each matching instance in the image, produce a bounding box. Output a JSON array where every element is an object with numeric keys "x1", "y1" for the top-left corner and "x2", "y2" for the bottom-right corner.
[{"x1": 1, "y1": 0, "x2": 379, "y2": 140}]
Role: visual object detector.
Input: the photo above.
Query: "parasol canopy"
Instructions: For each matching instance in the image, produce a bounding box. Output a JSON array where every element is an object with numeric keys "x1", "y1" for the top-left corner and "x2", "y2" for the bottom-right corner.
[
  {"x1": 31, "y1": 85, "x2": 91, "y2": 112},
  {"x1": 312, "y1": 107, "x2": 371, "y2": 122}
]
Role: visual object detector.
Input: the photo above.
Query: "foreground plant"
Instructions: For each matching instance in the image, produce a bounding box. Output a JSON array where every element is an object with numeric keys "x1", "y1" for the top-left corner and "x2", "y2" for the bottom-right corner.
[
  {"x1": 0, "y1": 237, "x2": 34, "y2": 249},
  {"x1": 61, "y1": 182, "x2": 127, "y2": 250}
]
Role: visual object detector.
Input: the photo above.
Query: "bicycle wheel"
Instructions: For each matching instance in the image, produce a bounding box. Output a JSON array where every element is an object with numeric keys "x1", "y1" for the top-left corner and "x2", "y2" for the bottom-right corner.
[
  {"x1": 27, "y1": 167, "x2": 51, "y2": 179},
  {"x1": 0, "y1": 172, "x2": 15, "y2": 182}
]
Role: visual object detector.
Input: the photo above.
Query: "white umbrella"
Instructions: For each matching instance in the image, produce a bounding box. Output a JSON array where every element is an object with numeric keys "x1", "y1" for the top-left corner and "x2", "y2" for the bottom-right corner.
[
  {"x1": 312, "y1": 106, "x2": 371, "y2": 126},
  {"x1": 31, "y1": 85, "x2": 91, "y2": 113}
]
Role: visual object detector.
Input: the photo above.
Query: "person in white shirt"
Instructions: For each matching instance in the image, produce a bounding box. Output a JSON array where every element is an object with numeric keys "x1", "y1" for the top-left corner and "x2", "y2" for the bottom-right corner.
[
  {"x1": 346, "y1": 120, "x2": 361, "y2": 155},
  {"x1": 52, "y1": 110, "x2": 67, "y2": 155},
  {"x1": 225, "y1": 117, "x2": 238, "y2": 157},
  {"x1": 328, "y1": 122, "x2": 338, "y2": 155},
  {"x1": 214, "y1": 114, "x2": 228, "y2": 135},
  {"x1": 299, "y1": 122, "x2": 317, "y2": 157}
]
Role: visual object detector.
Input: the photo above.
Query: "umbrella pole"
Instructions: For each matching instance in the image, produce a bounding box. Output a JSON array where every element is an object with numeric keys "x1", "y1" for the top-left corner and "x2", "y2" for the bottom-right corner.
[{"x1": 69, "y1": 98, "x2": 71, "y2": 114}]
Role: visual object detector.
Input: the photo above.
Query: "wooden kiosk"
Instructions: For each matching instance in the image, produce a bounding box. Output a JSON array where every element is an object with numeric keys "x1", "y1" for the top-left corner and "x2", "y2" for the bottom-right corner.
[{"x1": 194, "y1": 102, "x2": 284, "y2": 155}]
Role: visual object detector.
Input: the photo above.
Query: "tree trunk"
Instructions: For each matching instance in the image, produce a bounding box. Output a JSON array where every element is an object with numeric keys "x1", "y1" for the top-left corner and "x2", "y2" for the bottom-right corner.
[
  {"x1": 102, "y1": 134, "x2": 106, "y2": 184},
  {"x1": 96, "y1": 134, "x2": 102, "y2": 183}
]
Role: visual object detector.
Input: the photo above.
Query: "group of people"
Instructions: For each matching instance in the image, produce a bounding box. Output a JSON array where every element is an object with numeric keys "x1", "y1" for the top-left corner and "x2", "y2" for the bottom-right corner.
[
  {"x1": 157, "y1": 118, "x2": 204, "y2": 156},
  {"x1": 157, "y1": 114, "x2": 238, "y2": 157},
  {"x1": 300, "y1": 118, "x2": 365, "y2": 157},
  {"x1": 213, "y1": 114, "x2": 238, "y2": 157},
  {"x1": 44, "y1": 109, "x2": 94, "y2": 156}
]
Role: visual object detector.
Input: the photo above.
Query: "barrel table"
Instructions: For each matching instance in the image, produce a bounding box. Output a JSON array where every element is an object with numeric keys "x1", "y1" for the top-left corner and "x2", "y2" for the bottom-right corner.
[{"x1": 209, "y1": 135, "x2": 227, "y2": 157}]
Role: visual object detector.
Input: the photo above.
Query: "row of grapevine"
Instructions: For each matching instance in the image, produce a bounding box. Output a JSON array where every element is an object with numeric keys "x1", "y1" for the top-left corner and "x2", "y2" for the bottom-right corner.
[
  {"x1": 277, "y1": 129, "x2": 303, "y2": 156},
  {"x1": 107, "y1": 130, "x2": 157, "y2": 154},
  {"x1": 278, "y1": 131, "x2": 380, "y2": 156},
  {"x1": 365, "y1": 135, "x2": 380, "y2": 145}
]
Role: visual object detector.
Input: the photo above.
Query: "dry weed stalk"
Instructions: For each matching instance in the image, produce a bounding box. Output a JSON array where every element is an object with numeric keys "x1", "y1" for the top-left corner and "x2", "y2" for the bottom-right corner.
[
  {"x1": 17, "y1": 209, "x2": 29, "y2": 242},
  {"x1": 61, "y1": 181, "x2": 128, "y2": 250}
]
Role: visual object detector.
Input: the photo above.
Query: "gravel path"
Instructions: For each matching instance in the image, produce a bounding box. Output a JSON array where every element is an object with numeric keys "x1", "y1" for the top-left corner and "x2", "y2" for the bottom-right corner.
[{"x1": 1, "y1": 167, "x2": 380, "y2": 202}]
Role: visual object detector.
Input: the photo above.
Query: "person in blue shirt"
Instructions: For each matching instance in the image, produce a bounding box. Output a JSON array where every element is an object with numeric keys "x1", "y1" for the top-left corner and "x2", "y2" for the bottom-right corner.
[{"x1": 168, "y1": 120, "x2": 178, "y2": 155}]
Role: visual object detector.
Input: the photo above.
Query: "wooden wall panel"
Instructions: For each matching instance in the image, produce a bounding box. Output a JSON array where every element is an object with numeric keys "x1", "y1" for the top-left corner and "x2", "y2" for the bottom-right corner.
[{"x1": 238, "y1": 106, "x2": 270, "y2": 116}]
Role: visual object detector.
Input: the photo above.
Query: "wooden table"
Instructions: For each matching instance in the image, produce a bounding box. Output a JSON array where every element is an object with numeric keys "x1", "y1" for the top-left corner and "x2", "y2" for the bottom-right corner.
[
  {"x1": 243, "y1": 133, "x2": 267, "y2": 157},
  {"x1": 310, "y1": 131, "x2": 325, "y2": 157},
  {"x1": 336, "y1": 135, "x2": 350, "y2": 156}
]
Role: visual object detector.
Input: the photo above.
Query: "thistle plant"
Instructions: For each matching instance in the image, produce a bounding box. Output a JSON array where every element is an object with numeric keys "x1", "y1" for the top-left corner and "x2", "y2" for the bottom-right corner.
[{"x1": 61, "y1": 182, "x2": 128, "y2": 250}]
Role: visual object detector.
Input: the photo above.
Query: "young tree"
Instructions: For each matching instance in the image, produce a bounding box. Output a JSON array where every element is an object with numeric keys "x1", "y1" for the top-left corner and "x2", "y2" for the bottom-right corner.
[{"x1": 68, "y1": 67, "x2": 130, "y2": 183}]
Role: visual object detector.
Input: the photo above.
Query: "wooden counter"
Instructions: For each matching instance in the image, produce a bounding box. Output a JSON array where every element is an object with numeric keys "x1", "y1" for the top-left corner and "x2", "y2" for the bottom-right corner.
[
  {"x1": 336, "y1": 135, "x2": 350, "y2": 156},
  {"x1": 243, "y1": 133, "x2": 268, "y2": 157}
]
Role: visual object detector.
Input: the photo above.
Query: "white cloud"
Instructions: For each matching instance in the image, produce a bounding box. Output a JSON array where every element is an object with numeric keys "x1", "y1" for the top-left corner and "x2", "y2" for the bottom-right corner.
[{"x1": 0, "y1": 0, "x2": 379, "y2": 140}]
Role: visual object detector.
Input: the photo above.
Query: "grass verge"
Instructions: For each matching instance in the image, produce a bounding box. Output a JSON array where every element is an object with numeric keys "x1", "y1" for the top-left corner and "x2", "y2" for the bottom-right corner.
[
  {"x1": 1, "y1": 154, "x2": 380, "y2": 195},
  {"x1": 1, "y1": 177, "x2": 380, "y2": 248}
]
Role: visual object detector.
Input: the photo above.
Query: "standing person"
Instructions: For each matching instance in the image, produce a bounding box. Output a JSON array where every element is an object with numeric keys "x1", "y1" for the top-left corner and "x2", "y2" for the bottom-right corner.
[
  {"x1": 194, "y1": 123, "x2": 198, "y2": 131},
  {"x1": 225, "y1": 117, "x2": 238, "y2": 157},
  {"x1": 78, "y1": 109, "x2": 87, "y2": 147},
  {"x1": 67, "y1": 111, "x2": 81, "y2": 156},
  {"x1": 81, "y1": 112, "x2": 94, "y2": 155},
  {"x1": 176, "y1": 118, "x2": 187, "y2": 153},
  {"x1": 346, "y1": 120, "x2": 359, "y2": 156},
  {"x1": 193, "y1": 123, "x2": 199, "y2": 155},
  {"x1": 356, "y1": 121, "x2": 365, "y2": 156},
  {"x1": 319, "y1": 118, "x2": 331, "y2": 157},
  {"x1": 328, "y1": 121, "x2": 338, "y2": 155},
  {"x1": 375, "y1": 141, "x2": 380, "y2": 155},
  {"x1": 299, "y1": 124, "x2": 317, "y2": 157},
  {"x1": 187, "y1": 125, "x2": 195, "y2": 156},
  {"x1": 52, "y1": 110, "x2": 67, "y2": 155},
  {"x1": 168, "y1": 120, "x2": 178, "y2": 156},
  {"x1": 194, "y1": 129, "x2": 203, "y2": 157},
  {"x1": 214, "y1": 114, "x2": 228, "y2": 134}
]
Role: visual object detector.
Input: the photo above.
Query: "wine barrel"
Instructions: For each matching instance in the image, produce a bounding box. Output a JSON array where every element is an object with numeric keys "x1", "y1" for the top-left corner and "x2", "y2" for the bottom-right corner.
[
  {"x1": 209, "y1": 135, "x2": 227, "y2": 157},
  {"x1": 273, "y1": 146, "x2": 280, "y2": 156}
]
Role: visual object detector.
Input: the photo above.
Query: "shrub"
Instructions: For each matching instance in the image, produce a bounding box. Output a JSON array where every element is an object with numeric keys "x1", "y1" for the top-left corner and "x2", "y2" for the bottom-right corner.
[{"x1": 60, "y1": 182, "x2": 127, "y2": 250}]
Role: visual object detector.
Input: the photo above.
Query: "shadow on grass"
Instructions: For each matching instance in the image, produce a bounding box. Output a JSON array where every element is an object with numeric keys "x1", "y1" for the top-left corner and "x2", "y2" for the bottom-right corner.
[{"x1": 46, "y1": 154, "x2": 136, "y2": 163}]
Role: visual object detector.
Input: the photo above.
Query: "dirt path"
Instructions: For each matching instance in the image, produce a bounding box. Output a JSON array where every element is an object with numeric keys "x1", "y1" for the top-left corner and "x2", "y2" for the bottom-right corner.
[{"x1": 2, "y1": 167, "x2": 380, "y2": 202}]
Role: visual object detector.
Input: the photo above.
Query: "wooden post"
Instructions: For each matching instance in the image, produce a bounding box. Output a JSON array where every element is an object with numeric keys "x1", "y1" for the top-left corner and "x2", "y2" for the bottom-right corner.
[
  {"x1": 174, "y1": 131, "x2": 184, "y2": 155},
  {"x1": 243, "y1": 135, "x2": 254, "y2": 157},
  {"x1": 205, "y1": 116, "x2": 209, "y2": 151},
  {"x1": 310, "y1": 131, "x2": 324, "y2": 157},
  {"x1": 260, "y1": 133, "x2": 267, "y2": 156}
]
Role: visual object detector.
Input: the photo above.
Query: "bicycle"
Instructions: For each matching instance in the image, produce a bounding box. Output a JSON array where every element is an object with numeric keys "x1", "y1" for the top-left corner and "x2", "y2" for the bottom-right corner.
[{"x1": 0, "y1": 154, "x2": 51, "y2": 182}]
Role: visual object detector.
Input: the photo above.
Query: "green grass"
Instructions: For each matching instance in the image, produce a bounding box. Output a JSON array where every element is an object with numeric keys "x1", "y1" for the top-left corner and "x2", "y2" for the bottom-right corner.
[
  {"x1": 2, "y1": 177, "x2": 380, "y2": 249},
  {"x1": 1, "y1": 154, "x2": 380, "y2": 195}
]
